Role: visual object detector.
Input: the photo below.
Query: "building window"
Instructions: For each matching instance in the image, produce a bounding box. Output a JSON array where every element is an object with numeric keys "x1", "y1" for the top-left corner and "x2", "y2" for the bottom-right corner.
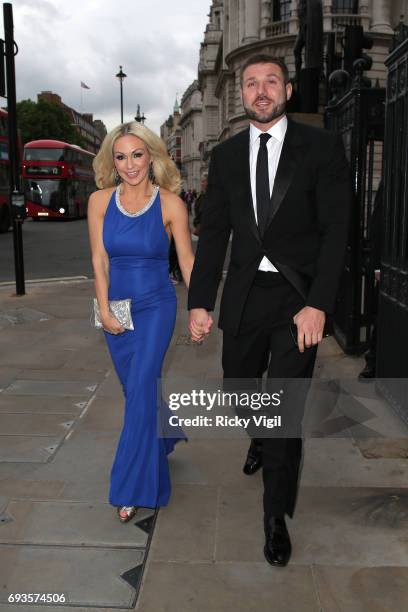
[
  {"x1": 332, "y1": 0, "x2": 359, "y2": 14},
  {"x1": 272, "y1": 0, "x2": 291, "y2": 22}
]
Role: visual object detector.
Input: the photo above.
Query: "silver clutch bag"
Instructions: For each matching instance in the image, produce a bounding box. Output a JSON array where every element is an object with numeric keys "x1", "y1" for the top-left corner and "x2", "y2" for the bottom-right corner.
[{"x1": 92, "y1": 298, "x2": 134, "y2": 330}]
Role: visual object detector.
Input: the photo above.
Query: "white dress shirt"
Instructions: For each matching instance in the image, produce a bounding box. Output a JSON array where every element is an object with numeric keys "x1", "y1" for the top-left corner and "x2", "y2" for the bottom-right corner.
[{"x1": 249, "y1": 115, "x2": 288, "y2": 272}]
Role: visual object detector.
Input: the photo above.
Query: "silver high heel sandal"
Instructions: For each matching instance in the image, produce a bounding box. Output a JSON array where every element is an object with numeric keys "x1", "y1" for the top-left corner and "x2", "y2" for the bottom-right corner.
[{"x1": 117, "y1": 506, "x2": 137, "y2": 523}]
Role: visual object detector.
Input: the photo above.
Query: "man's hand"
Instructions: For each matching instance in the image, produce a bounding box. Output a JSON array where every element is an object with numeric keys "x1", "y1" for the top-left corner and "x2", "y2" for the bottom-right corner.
[
  {"x1": 293, "y1": 306, "x2": 326, "y2": 353},
  {"x1": 189, "y1": 308, "x2": 213, "y2": 343}
]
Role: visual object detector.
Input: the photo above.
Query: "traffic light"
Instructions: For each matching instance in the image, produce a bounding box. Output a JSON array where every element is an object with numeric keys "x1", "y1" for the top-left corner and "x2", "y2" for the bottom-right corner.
[{"x1": 343, "y1": 25, "x2": 373, "y2": 77}]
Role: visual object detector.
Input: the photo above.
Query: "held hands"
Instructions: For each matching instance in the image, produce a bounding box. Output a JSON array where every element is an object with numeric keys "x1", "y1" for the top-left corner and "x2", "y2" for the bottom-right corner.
[
  {"x1": 189, "y1": 308, "x2": 213, "y2": 343},
  {"x1": 293, "y1": 306, "x2": 326, "y2": 353},
  {"x1": 101, "y1": 312, "x2": 125, "y2": 335}
]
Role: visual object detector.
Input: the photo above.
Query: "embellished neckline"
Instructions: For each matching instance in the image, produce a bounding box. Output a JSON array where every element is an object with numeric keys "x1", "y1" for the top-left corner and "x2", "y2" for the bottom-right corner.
[{"x1": 115, "y1": 185, "x2": 159, "y2": 217}]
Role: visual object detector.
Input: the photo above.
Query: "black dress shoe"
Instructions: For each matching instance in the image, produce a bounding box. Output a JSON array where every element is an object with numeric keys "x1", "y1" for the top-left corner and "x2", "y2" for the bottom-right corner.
[
  {"x1": 264, "y1": 517, "x2": 291, "y2": 567},
  {"x1": 242, "y1": 440, "x2": 262, "y2": 475}
]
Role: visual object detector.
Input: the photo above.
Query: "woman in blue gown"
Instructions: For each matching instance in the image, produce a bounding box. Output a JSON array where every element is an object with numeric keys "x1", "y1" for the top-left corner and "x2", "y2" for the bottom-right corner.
[{"x1": 88, "y1": 122, "x2": 198, "y2": 522}]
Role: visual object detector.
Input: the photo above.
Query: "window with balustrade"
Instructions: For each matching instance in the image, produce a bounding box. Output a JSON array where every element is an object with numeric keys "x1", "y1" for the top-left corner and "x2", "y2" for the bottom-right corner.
[
  {"x1": 272, "y1": 0, "x2": 291, "y2": 22},
  {"x1": 332, "y1": 0, "x2": 359, "y2": 14}
]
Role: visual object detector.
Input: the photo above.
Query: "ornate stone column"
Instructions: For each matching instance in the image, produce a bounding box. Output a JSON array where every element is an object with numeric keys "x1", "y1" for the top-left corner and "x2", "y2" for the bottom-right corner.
[
  {"x1": 370, "y1": 0, "x2": 393, "y2": 34},
  {"x1": 239, "y1": 0, "x2": 245, "y2": 44},
  {"x1": 322, "y1": 0, "x2": 331, "y2": 31},
  {"x1": 358, "y1": 0, "x2": 371, "y2": 31},
  {"x1": 289, "y1": 0, "x2": 299, "y2": 34},
  {"x1": 260, "y1": 0, "x2": 271, "y2": 39},
  {"x1": 242, "y1": 0, "x2": 260, "y2": 43}
]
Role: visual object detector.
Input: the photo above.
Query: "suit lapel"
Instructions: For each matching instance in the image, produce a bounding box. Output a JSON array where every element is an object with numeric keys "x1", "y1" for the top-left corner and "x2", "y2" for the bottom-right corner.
[
  {"x1": 234, "y1": 127, "x2": 261, "y2": 244},
  {"x1": 234, "y1": 119, "x2": 308, "y2": 243},
  {"x1": 265, "y1": 118, "x2": 307, "y2": 229}
]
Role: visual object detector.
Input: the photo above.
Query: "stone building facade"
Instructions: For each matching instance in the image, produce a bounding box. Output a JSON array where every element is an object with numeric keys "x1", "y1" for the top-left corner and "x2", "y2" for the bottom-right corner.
[
  {"x1": 160, "y1": 98, "x2": 182, "y2": 173},
  {"x1": 197, "y1": 0, "x2": 406, "y2": 165},
  {"x1": 37, "y1": 91, "x2": 106, "y2": 154},
  {"x1": 179, "y1": 80, "x2": 203, "y2": 191}
]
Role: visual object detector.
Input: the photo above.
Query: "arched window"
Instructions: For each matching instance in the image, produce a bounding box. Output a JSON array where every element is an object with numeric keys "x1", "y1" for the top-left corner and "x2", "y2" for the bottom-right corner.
[
  {"x1": 332, "y1": 0, "x2": 359, "y2": 14},
  {"x1": 272, "y1": 0, "x2": 291, "y2": 22}
]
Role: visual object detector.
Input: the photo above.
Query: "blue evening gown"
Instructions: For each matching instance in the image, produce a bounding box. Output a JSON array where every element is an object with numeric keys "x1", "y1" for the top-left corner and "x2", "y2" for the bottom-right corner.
[{"x1": 102, "y1": 185, "x2": 182, "y2": 508}]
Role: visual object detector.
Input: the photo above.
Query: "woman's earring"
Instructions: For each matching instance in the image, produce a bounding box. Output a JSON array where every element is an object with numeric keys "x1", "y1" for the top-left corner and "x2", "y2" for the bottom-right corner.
[
  {"x1": 114, "y1": 168, "x2": 120, "y2": 185},
  {"x1": 148, "y1": 162, "x2": 156, "y2": 184}
]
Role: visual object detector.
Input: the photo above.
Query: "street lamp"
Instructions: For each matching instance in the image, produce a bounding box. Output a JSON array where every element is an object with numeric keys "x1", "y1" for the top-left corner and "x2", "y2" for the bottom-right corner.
[
  {"x1": 135, "y1": 104, "x2": 146, "y2": 125},
  {"x1": 115, "y1": 65, "x2": 127, "y2": 123}
]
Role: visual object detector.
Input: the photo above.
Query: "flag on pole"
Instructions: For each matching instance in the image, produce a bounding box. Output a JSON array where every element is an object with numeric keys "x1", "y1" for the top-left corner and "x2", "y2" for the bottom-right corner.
[{"x1": 80, "y1": 81, "x2": 90, "y2": 89}]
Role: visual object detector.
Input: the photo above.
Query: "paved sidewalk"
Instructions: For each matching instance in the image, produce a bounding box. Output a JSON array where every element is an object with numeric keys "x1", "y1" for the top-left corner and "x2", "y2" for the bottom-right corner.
[{"x1": 0, "y1": 279, "x2": 407, "y2": 611}]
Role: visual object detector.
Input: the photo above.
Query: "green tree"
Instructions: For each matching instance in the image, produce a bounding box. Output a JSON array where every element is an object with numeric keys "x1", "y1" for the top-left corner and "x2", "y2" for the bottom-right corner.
[{"x1": 16, "y1": 99, "x2": 85, "y2": 147}]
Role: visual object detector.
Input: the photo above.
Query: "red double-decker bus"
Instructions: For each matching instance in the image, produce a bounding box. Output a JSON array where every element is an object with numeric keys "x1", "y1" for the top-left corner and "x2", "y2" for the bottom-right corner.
[{"x1": 22, "y1": 139, "x2": 95, "y2": 219}]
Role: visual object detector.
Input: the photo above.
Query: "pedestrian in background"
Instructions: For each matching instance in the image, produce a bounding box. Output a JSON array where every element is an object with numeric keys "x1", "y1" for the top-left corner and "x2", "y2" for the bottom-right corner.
[{"x1": 192, "y1": 172, "x2": 208, "y2": 237}]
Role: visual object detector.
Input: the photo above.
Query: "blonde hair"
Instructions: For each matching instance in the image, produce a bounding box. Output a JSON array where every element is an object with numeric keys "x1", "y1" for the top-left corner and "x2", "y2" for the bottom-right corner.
[{"x1": 93, "y1": 121, "x2": 181, "y2": 193}]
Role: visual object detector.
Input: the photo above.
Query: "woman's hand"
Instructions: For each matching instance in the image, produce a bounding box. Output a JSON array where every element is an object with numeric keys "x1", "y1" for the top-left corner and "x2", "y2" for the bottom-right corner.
[
  {"x1": 189, "y1": 308, "x2": 213, "y2": 343},
  {"x1": 101, "y1": 312, "x2": 125, "y2": 335}
]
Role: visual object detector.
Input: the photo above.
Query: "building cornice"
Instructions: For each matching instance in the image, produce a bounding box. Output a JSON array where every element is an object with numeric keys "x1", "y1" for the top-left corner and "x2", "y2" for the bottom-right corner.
[
  {"x1": 225, "y1": 35, "x2": 297, "y2": 67},
  {"x1": 180, "y1": 106, "x2": 203, "y2": 125},
  {"x1": 180, "y1": 80, "x2": 199, "y2": 107}
]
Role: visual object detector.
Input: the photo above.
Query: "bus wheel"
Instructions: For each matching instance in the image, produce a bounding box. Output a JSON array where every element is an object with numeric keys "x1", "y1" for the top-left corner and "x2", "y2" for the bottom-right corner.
[{"x1": 0, "y1": 205, "x2": 11, "y2": 233}]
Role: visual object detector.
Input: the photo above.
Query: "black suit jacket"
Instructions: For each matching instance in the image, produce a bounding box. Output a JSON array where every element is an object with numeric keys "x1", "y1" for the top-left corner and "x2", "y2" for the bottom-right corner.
[{"x1": 188, "y1": 117, "x2": 353, "y2": 336}]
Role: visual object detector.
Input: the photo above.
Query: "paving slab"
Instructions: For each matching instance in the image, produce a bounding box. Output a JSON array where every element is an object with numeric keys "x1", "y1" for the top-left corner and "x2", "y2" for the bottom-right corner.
[
  {"x1": 39, "y1": 430, "x2": 116, "y2": 502},
  {"x1": 17, "y1": 367, "x2": 108, "y2": 383},
  {"x1": 0, "y1": 328, "x2": 49, "y2": 348},
  {"x1": 302, "y1": 438, "x2": 408, "y2": 488},
  {"x1": 293, "y1": 487, "x2": 408, "y2": 566},
  {"x1": 215, "y1": 485, "x2": 408, "y2": 565},
  {"x1": 76, "y1": 396, "x2": 123, "y2": 432},
  {"x1": 215, "y1": 484, "x2": 264, "y2": 563},
  {"x1": 313, "y1": 565, "x2": 408, "y2": 612},
  {"x1": 0, "y1": 495, "x2": 8, "y2": 512},
  {"x1": 0, "y1": 478, "x2": 65, "y2": 500},
  {"x1": 169, "y1": 438, "x2": 260, "y2": 488},
  {"x1": 0, "y1": 544, "x2": 144, "y2": 608},
  {"x1": 94, "y1": 371, "x2": 123, "y2": 398},
  {"x1": 150, "y1": 484, "x2": 218, "y2": 562},
  {"x1": 62, "y1": 345, "x2": 112, "y2": 371},
  {"x1": 3, "y1": 379, "x2": 99, "y2": 397},
  {"x1": 354, "y1": 438, "x2": 408, "y2": 459},
  {"x1": 0, "y1": 307, "x2": 53, "y2": 329},
  {"x1": 317, "y1": 353, "x2": 364, "y2": 378},
  {"x1": 0, "y1": 346, "x2": 70, "y2": 370},
  {"x1": 0, "y1": 501, "x2": 154, "y2": 547},
  {"x1": 337, "y1": 390, "x2": 408, "y2": 438},
  {"x1": 0, "y1": 367, "x2": 24, "y2": 390},
  {"x1": 0, "y1": 395, "x2": 85, "y2": 416},
  {"x1": 136, "y1": 561, "x2": 320, "y2": 612},
  {"x1": 0, "y1": 413, "x2": 74, "y2": 436},
  {"x1": 0, "y1": 436, "x2": 63, "y2": 463},
  {"x1": 37, "y1": 327, "x2": 99, "y2": 351}
]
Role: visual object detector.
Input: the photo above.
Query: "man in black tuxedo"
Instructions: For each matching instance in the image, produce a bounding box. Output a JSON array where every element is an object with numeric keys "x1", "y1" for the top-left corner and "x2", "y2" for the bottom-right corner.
[{"x1": 188, "y1": 54, "x2": 352, "y2": 566}]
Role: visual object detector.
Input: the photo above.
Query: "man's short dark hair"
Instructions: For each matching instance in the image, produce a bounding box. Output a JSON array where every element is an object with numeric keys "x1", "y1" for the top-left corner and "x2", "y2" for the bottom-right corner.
[{"x1": 240, "y1": 54, "x2": 290, "y2": 86}]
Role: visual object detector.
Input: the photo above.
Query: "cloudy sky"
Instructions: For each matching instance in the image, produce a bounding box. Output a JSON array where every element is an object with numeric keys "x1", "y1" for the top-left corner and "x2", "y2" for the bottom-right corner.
[{"x1": 12, "y1": 0, "x2": 211, "y2": 135}]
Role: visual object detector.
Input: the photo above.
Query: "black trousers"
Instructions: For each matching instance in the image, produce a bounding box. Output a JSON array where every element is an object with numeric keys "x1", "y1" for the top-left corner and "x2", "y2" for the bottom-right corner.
[{"x1": 222, "y1": 271, "x2": 317, "y2": 519}]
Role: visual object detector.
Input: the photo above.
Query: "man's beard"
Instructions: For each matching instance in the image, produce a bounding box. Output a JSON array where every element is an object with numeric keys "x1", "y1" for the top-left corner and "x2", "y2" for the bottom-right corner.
[{"x1": 243, "y1": 98, "x2": 286, "y2": 123}]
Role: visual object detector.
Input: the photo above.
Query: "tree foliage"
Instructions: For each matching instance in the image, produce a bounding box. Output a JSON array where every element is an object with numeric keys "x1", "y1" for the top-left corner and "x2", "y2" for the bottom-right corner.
[{"x1": 16, "y1": 99, "x2": 85, "y2": 147}]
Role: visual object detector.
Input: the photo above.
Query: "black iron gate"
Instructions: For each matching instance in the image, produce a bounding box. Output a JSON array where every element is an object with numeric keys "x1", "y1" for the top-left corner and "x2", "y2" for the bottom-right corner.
[
  {"x1": 377, "y1": 37, "x2": 408, "y2": 421},
  {"x1": 325, "y1": 85, "x2": 385, "y2": 354}
]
